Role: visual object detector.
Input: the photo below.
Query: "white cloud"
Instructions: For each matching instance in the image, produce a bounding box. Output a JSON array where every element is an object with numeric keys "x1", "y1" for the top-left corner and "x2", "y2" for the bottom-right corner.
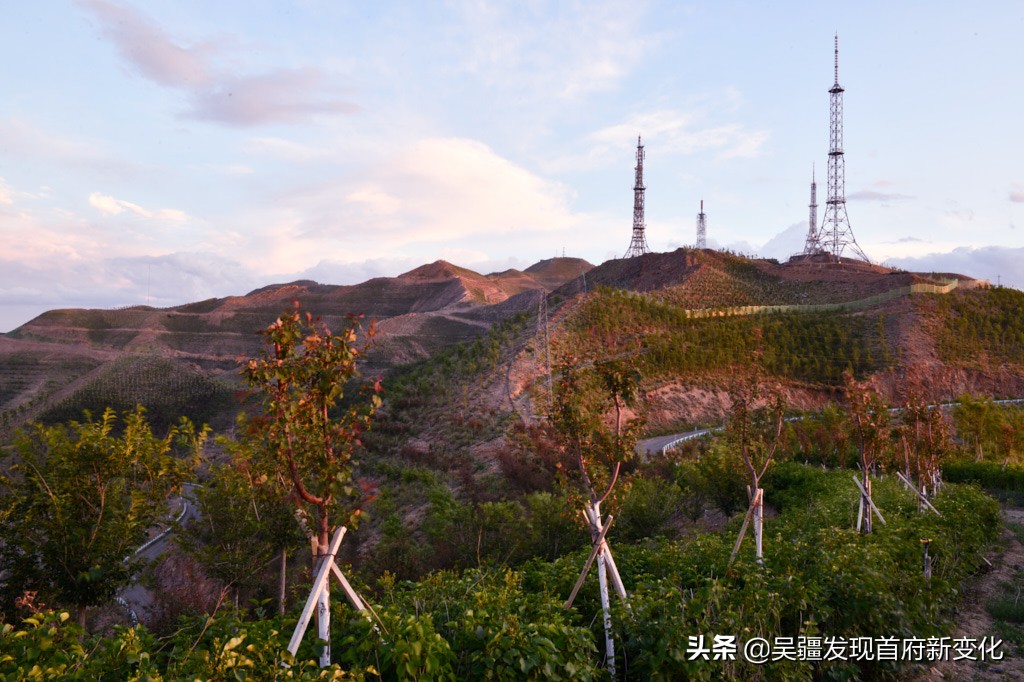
[
  {"x1": 548, "y1": 107, "x2": 769, "y2": 172},
  {"x1": 88, "y1": 192, "x2": 187, "y2": 221},
  {"x1": 0, "y1": 250, "x2": 264, "y2": 331},
  {"x1": 449, "y1": 0, "x2": 652, "y2": 100},
  {"x1": 848, "y1": 188, "x2": 914, "y2": 205},
  {"x1": 758, "y1": 222, "x2": 808, "y2": 261},
  {"x1": 0, "y1": 178, "x2": 14, "y2": 206},
  {"x1": 885, "y1": 245, "x2": 1024, "y2": 289},
  {"x1": 592, "y1": 110, "x2": 768, "y2": 159},
  {"x1": 0, "y1": 118, "x2": 142, "y2": 178},
  {"x1": 940, "y1": 208, "x2": 976, "y2": 230},
  {"x1": 221, "y1": 164, "x2": 254, "y2": 175},
  {"x1": 240, "y1": 137, "x2": 585, "y2": 273},
  {"x1": 242, "y1": 137, "x2": 329, "y2": 162},
  {"x1": 344, "y1": 186, "x2": 402, "y2": 216},
  {"x1": 287, "y1": 257, "x2": 419, "y2": 286}
]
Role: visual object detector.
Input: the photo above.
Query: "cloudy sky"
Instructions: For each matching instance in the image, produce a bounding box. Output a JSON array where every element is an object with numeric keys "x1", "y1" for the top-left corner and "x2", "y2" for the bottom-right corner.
[{"x1": 1, "y1": 1, "x2": 1022, "y2": 331}]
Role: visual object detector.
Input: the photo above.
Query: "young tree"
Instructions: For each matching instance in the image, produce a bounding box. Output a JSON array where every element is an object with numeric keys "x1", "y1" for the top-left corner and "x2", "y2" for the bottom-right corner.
[
  {"x1": 897, "y1": 394, "x2": 950, "y2": 501},
  {"x1": 241, "y1": 303, "x2": 380, "y2": 664},
  {"x1": 726, "y1": 383, "x2": 784, "y2": 564},
  {"x1": 952, "y1": 394, "x2": 1003, "y2": 461},
  {"x1": 552, "y1": 357, "x2": 641, "y2": 676},
  {"x1": 845, "y1": 372, "x2": 890, "y2": 534},
  {"x1": 0, "y1": 408, "x2": 203, "y2": 629}
]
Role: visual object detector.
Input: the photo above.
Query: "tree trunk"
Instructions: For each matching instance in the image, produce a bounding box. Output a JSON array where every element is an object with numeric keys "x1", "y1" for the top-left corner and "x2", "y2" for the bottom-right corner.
[{"x1": 77, "y1": 605, "x2": 87, "y2": 632}]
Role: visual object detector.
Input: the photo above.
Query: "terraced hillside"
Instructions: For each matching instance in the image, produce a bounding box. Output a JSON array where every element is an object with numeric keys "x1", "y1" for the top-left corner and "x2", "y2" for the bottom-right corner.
[
  {"x1": 503, "y1": 249, "x2": 1011, "y2": 434},
  {"x1": 3, "y1": 247, "x2": 1016, "y2": 441},
  {"x1": 0, "y1": 258, "x2": 591, "y2": 434}
]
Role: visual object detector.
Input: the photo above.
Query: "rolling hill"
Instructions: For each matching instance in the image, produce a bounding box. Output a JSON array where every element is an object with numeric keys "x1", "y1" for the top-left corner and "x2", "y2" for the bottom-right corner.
[
  {"x1": 0, "y1": 257, "x2": 591, "y2": 432},
  {"x1": 3, "y1": 247, "x2": 1021, "y2": 441}
]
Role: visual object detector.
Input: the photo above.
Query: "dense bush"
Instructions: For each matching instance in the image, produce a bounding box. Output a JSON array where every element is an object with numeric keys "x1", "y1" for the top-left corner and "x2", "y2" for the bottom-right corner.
[
  {"x1": 0, "y1": 467, "x2": 1001, "y2": 681},
  {"x1": 943, "y1": 459, "x2": 1024, "y2": 491}
]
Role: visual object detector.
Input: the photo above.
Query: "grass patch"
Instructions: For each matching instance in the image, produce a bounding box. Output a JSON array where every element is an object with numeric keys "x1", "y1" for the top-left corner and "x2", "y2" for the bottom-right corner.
[{"x1": 987, "y1": 591, "x2": 1024, "y2": 624}]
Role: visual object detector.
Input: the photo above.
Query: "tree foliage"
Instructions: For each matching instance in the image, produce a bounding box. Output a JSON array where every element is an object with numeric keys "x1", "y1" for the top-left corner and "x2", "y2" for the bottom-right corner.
[
  {"x1": 177, "y1": 427, "x2": 308, "y2": 604},
  {"x1": 550, "y1": 357, "x2": 642, "y2": 507},
  {"x1": 241, "y1": 304, "x2": 381, "y2": 550},
  {"x1": 0, "y1": 407, "x2": 203, "y2": 626}
]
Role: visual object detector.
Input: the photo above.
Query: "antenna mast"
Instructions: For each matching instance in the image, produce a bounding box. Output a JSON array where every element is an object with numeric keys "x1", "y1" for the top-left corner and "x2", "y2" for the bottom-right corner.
[
  {"x1": 818, "y1": 35, "x2": 868, "y2": 261},
  {"x1": 623, "y1": 135, "x2": 650, "y2": 258},
  {"x1": 803, "y1": 166, "x2": 820, "y2": 253},
  {"x1": 696, "y1": 199, "x2": 707, "y2": 249}
]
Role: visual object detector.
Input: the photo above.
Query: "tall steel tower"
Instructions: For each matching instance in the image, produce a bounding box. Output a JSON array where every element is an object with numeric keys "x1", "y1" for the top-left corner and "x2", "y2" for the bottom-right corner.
[
  {"x1": 696, "y1": 200, "x2": 707, "y2": 249},
  {"x1": 803, "y1": 166, "x2": 819, "y2": 254},
  {"x1": 818, "y1": 35, "x2": 868, "y2": 261},
  {"x1": 623, "y1": 135, "x2": 650, "y2": 258}
]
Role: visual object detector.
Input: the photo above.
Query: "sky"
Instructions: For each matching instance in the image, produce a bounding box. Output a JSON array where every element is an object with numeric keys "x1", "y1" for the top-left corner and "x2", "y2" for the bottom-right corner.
[{"x1": 2, "y1": 1, "x2": 1023, "y2": 332}]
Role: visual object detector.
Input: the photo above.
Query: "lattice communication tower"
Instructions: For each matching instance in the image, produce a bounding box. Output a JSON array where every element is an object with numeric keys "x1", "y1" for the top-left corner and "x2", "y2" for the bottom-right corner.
[
  {"x1": 696, "y1": 200, "x2": 707, "y2": 249},
  {"x1": 816, "y1": 35, "x2": 868, "y2": 261},
  {"x1": 623, "y1": 135, "x2": 650, "y2": 258},
  {"x1": 803, "y1": 166, "x2": 819, "y2": 253}
]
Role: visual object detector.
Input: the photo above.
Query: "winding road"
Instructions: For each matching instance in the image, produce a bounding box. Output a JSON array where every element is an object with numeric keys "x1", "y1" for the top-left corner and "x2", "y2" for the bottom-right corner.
[
  {"x1": 116, "y1": 483, "x2": 199, "y2": 624},
  {"x1": 637, "y1": 397, "x2": 1024, "y2": 458}
]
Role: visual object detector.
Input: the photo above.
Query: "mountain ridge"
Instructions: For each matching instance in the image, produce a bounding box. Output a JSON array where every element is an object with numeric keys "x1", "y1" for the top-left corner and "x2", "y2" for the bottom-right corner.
[{"x1": 0, "y1": 249, "x2": 1014, "y2": 439}]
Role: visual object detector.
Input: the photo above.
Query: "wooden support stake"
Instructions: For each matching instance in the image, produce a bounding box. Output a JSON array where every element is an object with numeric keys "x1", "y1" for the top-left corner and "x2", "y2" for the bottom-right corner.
[
  {"x1": 896, "y1": 471, "x2": 943, "y2": 517},
  {"x1": 329, "y1": 562, "x2": 388, "y2": 636},
  {"x1": 563, "y1": 516, "x2": 614, "y2": 609},
  {"x1": 588, "y1": 505, "x2": 629, "y2": 604},
  {"x1": 597, "y1": 551, "x2": 615, "y2": 677},
  {"x1": 279, "y1": 548, "x2": 288, "y2": 616},
  {"x1": 851, "y1": 475, "x2": 887, "y2": 526},
  {"x1": 753, "y1": 486, "x2": 764, "y2": 563},
  {"x1": 728, "y1": 488, "x2": 762, "y2": 566},
  {"x1": 329, "y1": 563, "x2": 366, "y2": 611},
  {"x1": 288, "y1": 527, "x2": 347, "y2": 660},
  {"x1": 601, "y1": 543, "x2": 630, "y2": 605}
]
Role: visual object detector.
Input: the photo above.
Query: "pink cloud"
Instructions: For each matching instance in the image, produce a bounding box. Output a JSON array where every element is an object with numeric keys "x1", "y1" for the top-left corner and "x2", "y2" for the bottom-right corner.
[
  {"x1": 847, "y1": 189, "x2": 914, "y2": 203},
  {"x1": 79, "y1": 0, "x2": 211, "y2": 87},
  {"x1": 78, "y1": 0, "x2": 358, "y2": 126},
  {"x1": 189, "y1": 69, "x2": 359, "y2": 127}
]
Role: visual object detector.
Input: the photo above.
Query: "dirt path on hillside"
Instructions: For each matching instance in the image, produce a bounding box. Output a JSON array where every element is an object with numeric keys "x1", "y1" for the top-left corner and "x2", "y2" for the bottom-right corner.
[{"x1": 916, "y1": 508, "x2": 1024, "y2": 681}]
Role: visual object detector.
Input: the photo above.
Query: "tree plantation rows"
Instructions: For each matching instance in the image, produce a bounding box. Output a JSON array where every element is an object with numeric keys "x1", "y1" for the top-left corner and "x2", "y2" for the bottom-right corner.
[
  {"x1": 926, "y1": 286, "x2": 1024, "y2": 368},
  {"x1": 2, "y1": 298, "x2": 1024, "y2": 680},
  {"x1": 38, "y1": 355, "x2": 237, "y2": 432},
  {"x1": 568, "y1": 288, "x2": 891, "y2": 385}
]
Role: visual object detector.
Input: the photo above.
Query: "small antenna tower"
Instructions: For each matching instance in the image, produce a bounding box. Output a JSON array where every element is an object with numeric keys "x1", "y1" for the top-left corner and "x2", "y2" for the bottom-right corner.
[
  {"x1": 696, "y1": 199, "x2": 707, "y2": 249},
  {"x1": 803, "y1": 166, "x2": 820, "y2": 254},
  {"x1": 623, "y1": 135, "x2": 649, "y2": 258},
  {"x1": 818, "y1": 35, "x2": 868, "y2": 261}
]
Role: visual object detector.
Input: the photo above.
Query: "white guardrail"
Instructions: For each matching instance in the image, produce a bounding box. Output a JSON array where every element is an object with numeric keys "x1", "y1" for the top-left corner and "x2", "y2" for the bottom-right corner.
[{"x1": 659, "y1": 399, "x2": 1024, "y2": 456}]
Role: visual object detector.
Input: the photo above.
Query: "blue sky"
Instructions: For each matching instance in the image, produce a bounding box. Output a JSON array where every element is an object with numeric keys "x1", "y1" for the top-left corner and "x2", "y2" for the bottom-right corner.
[{"x1": 1, "y1": 1, "x2": 1022, "y2": 331}]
